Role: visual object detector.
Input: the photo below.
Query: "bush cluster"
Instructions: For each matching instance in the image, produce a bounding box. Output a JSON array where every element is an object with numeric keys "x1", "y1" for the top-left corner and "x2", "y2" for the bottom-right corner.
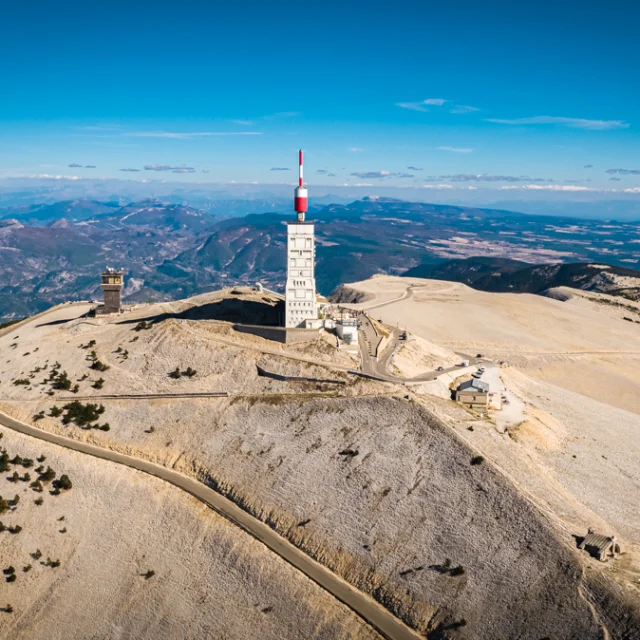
[{"x1": 169, "y1": 367, "x2": 197, "y2": 379}]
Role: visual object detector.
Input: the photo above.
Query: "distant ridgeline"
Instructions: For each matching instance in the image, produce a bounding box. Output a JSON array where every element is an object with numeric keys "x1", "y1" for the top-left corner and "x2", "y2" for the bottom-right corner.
[
  {"x1": 1, "y1": 197, "x2": 640, "y2": 318},
  {"x1": 404, "y1": 257, "x2": 640, "y2": 302}
]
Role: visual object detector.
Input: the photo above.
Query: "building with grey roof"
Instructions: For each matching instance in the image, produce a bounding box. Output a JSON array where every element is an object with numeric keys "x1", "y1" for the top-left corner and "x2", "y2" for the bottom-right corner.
[{"x1": 455, "y1": 378, "x2": 490, "y2": 409}]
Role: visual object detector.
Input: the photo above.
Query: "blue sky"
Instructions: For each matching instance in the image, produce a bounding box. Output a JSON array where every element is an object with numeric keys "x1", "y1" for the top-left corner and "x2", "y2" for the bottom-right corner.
[{"x1": 1, "y1": 0, "x2": 639, "y2": 198}]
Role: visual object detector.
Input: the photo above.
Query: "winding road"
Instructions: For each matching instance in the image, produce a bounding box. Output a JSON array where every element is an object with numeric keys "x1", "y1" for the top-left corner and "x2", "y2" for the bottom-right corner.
[{"x1": 0, "y1": 409, "x2": 421, "y2": 640}]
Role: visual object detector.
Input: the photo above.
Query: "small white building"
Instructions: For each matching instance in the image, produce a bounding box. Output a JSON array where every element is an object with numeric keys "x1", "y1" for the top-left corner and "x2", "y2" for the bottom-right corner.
[{"x1": 336, "y1": 318, "x2": 358, "y2": 345}]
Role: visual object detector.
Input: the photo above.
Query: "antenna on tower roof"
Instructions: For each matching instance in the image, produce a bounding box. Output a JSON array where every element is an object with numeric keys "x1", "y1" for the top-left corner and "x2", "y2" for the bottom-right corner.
[{"x1": 294, "y1": 149, "x2": 308, "y2": 222}]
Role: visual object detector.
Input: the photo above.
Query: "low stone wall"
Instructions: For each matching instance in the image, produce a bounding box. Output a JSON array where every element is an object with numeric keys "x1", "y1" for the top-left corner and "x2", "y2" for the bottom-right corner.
[
  {"x1": 232, "y1": 323, "x2": 320, "y2": 344},
  {"x1": 256, "y1": 365, "x2": 346, "y2": 385}
]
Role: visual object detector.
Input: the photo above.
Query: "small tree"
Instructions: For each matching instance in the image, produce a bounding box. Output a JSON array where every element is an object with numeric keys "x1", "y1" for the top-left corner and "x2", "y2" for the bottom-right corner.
[
  {"x1": 57, "y1": 475, "x2": 72, "y2": 491},
  {"x1": 37, "y1": 454, "x2": 47, "y2": 462},
  {"x1": 143, "y1": 570, "x2": 155, "y2": 579},
  {"x1": 169, "y1": 367, "x2": 181, "y2": 379},
  {"x1": 92, "y1": 378, "x2": 105, "y2": 390},
  {"x1": 40, "y1": 467, "x2": 56, "y2": 483},
  {"x1": 34, "y1": 497, "x2": 43, "y2": 506}
]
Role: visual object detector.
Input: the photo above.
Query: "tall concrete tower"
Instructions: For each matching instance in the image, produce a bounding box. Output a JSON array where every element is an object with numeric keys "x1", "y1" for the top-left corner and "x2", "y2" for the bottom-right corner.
[
  {"x1": 97, "y1": 267, "x2": 124, "y2": 315},
  {"x1": 285, "y1": 150, "x2": 317, "y2": 328}
]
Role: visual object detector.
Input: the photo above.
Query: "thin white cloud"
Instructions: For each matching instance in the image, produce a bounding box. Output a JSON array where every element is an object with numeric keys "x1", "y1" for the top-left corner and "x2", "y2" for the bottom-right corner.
[
  {"x1": 486, "y1": 116, "x2": 629, "y2": 130},
  {"x1": 348, "y1": 147, "x2": 364, "y2": 152},
  {"x1": 437, "y1": 146, "x2": 474, "y2": 153},
  {"x1": 397, "y1": 99, "x2": 479, "y2": 114},
  {"x1": 228, "y1": 119, "x2": 254, "y2": 125},
  {"x1": 501, "y1": 184, "x2": 640, "y2": 193},
  {"x1": 144, "y1": 164, "x2": 196, "y2": 173},
  {"x1": 396, "y1": 102, "x2": 430, "y2": 112},
  {"x1": 450, "y1": 105, "x2": 480, "y2": 114},
  {"x1": 351, "y1": 170, "x2": 393, "y2": 179},
  {"x1": 126, "y1": 131, "x2": 263, "y2": 138},
  {"x1": 421, "y1": 184, "x2": 454, "y2": 189},
  {"x1": 500, "y1": 184, "x2": 598, "y2": 192},
  {"x1": 22, "y1": 174, "x2": 80, "y2": 180}
]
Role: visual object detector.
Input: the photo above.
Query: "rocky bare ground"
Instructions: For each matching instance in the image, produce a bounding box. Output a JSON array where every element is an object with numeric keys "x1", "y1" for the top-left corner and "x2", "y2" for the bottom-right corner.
[
  {"x1": 0, "y1": 428, "x2": 380, "y2": 640},
  {"x1": 1, "y1": 290, "x2": 639, "y2": 638}
]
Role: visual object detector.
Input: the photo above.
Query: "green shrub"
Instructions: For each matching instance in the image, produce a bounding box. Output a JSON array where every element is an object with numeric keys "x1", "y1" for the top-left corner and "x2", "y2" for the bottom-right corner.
[
  {"x1": 57, "y1": 475, "x2": 72, "y2": 491},
  {"x1": 470, "y1": 455, "x2": 484, "y2": 466},
  {"x1": 39, "y1": 467, "x2": 56, "y2": 483},
  {"x1": 61, "y1": 401, "x2": 105, "y2": 426},
  {"x1": 13, "y1": 379, "x2": 30, "y2": 386},
  {"x1": 51, "y1": 371, "x2": 72, "y2": 390},
  {"x1": 92, "y1": 378, "x2": 105, "y2": 389}
]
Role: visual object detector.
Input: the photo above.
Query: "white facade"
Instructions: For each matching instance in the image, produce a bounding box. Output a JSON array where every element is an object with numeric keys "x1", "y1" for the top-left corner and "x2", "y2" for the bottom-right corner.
[
  {"x1": 285, "y1": 221, "x2": 317, "y2": 328},
  {"x1": 336, "y1": 318, "x2": 358, "y2": 345}
]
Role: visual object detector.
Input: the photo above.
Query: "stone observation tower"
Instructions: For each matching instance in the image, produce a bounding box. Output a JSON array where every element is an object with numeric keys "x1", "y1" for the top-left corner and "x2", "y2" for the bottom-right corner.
[
  {"x1": 285, "y1": 150, "x2": 317, "y2": 327},
  {"x1": 97, "y1": 267, "x2": 124, "y2": 315}
]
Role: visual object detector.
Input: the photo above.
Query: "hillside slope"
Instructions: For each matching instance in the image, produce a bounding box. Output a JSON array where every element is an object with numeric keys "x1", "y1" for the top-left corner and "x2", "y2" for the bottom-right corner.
[
  {"x1": 0, "y1": 427, "x2": 379, "y2": 640},
  {"x1": 1, "y1": 293, "x2": 638, "y2": 638}
]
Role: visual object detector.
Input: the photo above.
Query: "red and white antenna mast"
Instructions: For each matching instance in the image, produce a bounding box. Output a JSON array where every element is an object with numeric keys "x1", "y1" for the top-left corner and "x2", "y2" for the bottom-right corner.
[{"x1": 294, "y1": 149, "x2": 308, "y2": 222}]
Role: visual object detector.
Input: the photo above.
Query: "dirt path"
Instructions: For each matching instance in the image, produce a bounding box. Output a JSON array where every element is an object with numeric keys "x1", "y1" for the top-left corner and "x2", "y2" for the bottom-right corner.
[{"x1": 0, "y1": 409, "x2": 421, "y2": 640}]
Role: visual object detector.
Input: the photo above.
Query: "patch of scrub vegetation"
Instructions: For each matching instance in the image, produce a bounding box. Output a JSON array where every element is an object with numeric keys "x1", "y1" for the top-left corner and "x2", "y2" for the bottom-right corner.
[
  {"x1": 58, "y1": 401, "x2": 106, "y2": 428},
  {"x1": 168, "y1": 366, "x2": 197, "y2": 379}
]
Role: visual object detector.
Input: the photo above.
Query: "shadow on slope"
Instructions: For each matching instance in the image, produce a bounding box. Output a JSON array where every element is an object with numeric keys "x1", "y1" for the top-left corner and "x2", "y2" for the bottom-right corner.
[{"x1": 118, "y1": 297, "x2": 283, "y2": 327}]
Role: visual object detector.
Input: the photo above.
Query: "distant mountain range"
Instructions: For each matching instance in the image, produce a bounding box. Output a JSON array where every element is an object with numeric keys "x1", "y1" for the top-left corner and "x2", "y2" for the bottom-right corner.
[
  {"x1": 405, "y1": 257, "x2": 640, "y2": 301},
  {"x1": 1, "y1": 197, "x2": 640, "y2": 320}
]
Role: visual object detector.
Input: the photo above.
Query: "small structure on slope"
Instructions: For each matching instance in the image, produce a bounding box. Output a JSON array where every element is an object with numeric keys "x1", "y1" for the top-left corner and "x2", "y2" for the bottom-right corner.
[
  {"x1": 96, "y1": 267, "x2": 124, "y2": 315},
  {"x1": 578, "y1": 528, "x2": 622, "y2": 562},
  {"x1": 455, "y1": 378, "x2": 489, "y2": 409}
]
